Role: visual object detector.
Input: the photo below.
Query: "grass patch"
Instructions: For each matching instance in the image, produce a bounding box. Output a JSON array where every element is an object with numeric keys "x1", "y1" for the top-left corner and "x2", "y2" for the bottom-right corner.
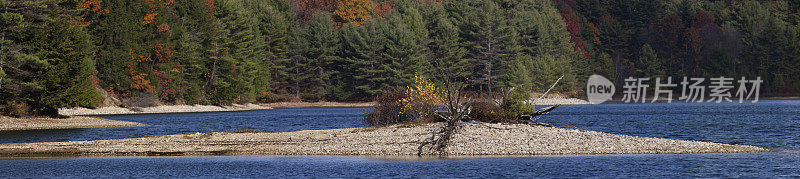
[{"x1": 233, "y1": 129, "x2": 264, "y2": 133}]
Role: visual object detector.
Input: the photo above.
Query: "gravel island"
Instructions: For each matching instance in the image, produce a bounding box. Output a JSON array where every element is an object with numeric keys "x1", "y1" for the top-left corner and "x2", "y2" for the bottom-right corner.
[
  {"x1": 0, "y1": 123, "x2": 767, "y2": 157},
  {"x1": 0, "y1": 116, "x2": 146, "y2": 131},
  {"x1": 59, "y1": 103, "x2": 272, "y2": 116}
]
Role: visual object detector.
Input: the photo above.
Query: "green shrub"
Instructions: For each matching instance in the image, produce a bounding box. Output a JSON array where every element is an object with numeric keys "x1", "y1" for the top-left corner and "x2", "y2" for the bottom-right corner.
[
  {"x1": 2, "y1": 101, "x2": 30, "y2": 117},
  {"x1": 500, "y1": 90, "x2": 535, "y2": 121},
  {"x1": 467, "y1": 90, "x2": 533, "y2": 123}
]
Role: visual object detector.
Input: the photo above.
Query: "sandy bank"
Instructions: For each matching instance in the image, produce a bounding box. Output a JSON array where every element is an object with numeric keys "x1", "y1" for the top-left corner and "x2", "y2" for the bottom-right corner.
[
  {"x1": 0, "y1": 116, "x2": 147, "y2": 131},
  {"x1": 58, "y1": 99, "x2": 585, "y2": 116},
  {"x1": 0, "y1": 123, "x2": 766, "y2": 157},
  {"x1": 529, "y1": 98, "x2": 590, "y2": 105},
  {"x1": 59, "y1": 103, "x2": 272, "y2": 116},
  {"x1": 261, "y1": 102, "x2": 374, "y2": 108},
  {"x1": 528, "y1": 93, "x2": 591, "y2": 105}
]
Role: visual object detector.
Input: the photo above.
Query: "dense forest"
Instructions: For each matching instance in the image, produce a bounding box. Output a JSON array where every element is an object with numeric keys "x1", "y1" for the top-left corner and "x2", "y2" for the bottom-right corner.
[{"x1": 1, "y1": 0, "x2": 799, "y2": 116}]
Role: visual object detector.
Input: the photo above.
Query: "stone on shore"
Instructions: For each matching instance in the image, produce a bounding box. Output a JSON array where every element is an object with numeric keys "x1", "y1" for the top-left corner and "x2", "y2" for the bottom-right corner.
[
  {"x1": 0, "y1": 123, "x2": 766, "y2": 157},
  {"x1": 0, "y1": 116, "x2": 147, "y2": 131},
  {"x1": 59, "y1": 103, "x2": 272, "y2": 116}
]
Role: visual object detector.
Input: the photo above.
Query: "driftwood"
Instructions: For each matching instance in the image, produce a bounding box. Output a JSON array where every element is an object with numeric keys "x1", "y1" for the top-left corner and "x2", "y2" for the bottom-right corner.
[
  {"x1": 521, "y1": 104, "x2": 560, "y2": 127},
  {"x1": 418, "y1": 62, "x2": 473, "y2": 156},
  {"x1": 531, "y1": 75, "x2": 565, "y2": 105},
  {"x1": 418, "y1": 61, "x2": 566, "y2": 155},
  {"x1": 531, "y1": 104, "x2": 560, "y2": 116},
  {"x1": 521, "y1": 75, "x2": 566, "y2": 127},
  {"x1": 418, "y1": 119, "x2": 459, "y2": 156}
]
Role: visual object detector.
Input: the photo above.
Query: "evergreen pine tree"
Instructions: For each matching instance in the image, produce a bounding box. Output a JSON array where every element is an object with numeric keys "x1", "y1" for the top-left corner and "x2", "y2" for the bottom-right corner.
[{"x1": 305, "y1": 12, "x2": 339, "y2": 100}]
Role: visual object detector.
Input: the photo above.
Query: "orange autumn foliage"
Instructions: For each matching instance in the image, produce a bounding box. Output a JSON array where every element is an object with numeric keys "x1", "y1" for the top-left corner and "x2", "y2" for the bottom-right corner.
[
  {"x1": 142, "y1": 13, "x2": 158, "y2": 25},
  {"x1": 76, "y1": 0, "x2": 109, "y2": 25},
  {"x1": 333, "y1": 0, "x2": 374, "y2": 26},
  {"x1": 81, "y1": 0, "x2": 109, "y2": 15},
  {"x1": 128, "y1": 58, "x2": 154, "y2": 93}
]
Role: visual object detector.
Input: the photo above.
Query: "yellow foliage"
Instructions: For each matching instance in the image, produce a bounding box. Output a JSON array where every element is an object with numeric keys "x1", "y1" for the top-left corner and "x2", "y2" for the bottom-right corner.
[
  {"x1": 333, "y1": 0, "x2": 374, "y2": 26},
  {"x1": 398, "y1": 75, "x2": 443, "y2": 121}
]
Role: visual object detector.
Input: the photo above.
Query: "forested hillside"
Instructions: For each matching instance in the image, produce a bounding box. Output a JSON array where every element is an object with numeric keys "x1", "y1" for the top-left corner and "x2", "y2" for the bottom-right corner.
[{"x1": 1, "y1": 0, "x2": 799, "y2": 116}]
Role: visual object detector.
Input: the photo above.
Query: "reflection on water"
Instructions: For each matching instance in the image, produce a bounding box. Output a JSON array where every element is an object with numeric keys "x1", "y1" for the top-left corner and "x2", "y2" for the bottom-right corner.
[{"x1": 0, "y1": 128, "x2": 87, "y2": 138}]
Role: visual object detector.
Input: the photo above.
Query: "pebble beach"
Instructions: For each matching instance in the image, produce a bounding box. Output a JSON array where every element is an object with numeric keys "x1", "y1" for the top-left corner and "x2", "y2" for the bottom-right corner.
[
  {"x1": 58, "y1": 103, "x2": 272, "y2": 116},
  {"x1": 0, "y1": 122, "x2": 767, "y2": 157},
  {"x1": 0, "y1": 116, "x2": 146, "y2": 131}
]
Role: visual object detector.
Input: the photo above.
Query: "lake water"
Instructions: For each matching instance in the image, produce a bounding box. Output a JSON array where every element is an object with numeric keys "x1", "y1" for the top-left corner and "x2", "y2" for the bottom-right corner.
[{"x1": 1, "y1": 100, "x2": 799, "y2": 178}]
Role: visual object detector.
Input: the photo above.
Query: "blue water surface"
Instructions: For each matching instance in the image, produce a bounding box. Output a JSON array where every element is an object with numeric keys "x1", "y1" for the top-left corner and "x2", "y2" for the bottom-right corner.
[
  {"x1": 0, "y1": 107, "x2": 368, "y2": 143},
  {"x1": 1, "y1": 100, "x2": 799, "y2": 178},
  {"x1": 1, "y1": 152, "x2": 799, "y2": 178}
]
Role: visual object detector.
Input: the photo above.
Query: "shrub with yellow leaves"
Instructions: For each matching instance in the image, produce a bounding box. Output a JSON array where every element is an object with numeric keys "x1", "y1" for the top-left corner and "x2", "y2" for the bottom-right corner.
[{"x1": 398, "y1": 75, "x2": 443, "y2": 122}]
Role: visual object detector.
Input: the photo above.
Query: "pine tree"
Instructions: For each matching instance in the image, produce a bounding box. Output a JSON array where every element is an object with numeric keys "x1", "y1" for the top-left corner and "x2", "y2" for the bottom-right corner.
[
  {"x1": 37, "y1": 19, "x2": 103, "y2": 113},
  {"x1": 637, "y1": 44, "x2": 663, "y2": 78},
  {"x1": 246, "y1": 0, "x2": 292, "y2": 101},
  {"x1": 0, "y1": 0, "x2": 21, "y2": 93},
  {"x1": 1, "y1": 0, "x2": 100, "y2": 116},
  {"x1": 383, "y1": 5, "x2": 428, "y2": 86},
  {"x1": 507, "y1": 0, "x2": 577, "y2": 92},
  {"x1": 220, "y1": 0, "x2": 269, "y2": 102},
  {"x1": 339, "y1": 24, "x2": 382, "y2": 99},
  {"x1": 426, "y1": 2, "x2": 470, "y2": 87},
  {"x1": 283, "y1": 13, "x2": 340, "y2": 101},
  {"x1": 175, "y1": 0, "x2": 216, "y2": 104},
  {"x1": 305, "y1": 12, "x2": 340, "y2": 100},
  {"x1": 448, "y1": 0, "x2": 518, "y2": 96},
  {"x1": 285, "y1": 24, "x2": 312, "y2": 101},
  {"x1": 88, "y1": 0, "x2": 149, "y2": 97}
]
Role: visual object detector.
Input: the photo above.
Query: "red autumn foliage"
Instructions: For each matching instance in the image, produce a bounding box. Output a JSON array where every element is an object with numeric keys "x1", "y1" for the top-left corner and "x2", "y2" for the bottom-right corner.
[
  {"x1": 373, "y1": 0, "x2": 394, "y2": 18},
  {"x1": 127, "y1": 0, "x2": 180, "y2": 99},
  {"x1": 77, "y1": 0, "x2": 109, "y2": 25},
  {"x1": 557, "y1": 1, "x2": 588, "y2": 58},
  {"x1": 157, "y1": 23, "x2": 172, "y2": 36},
  {"x1": 201, "y1": 0, "x2": 216, "y2": 15},
  {"x1": 152, "y1": 42, "x2": 173, "y2": 62},
  {"x1": 656, "y1": 14, "x2": 685, "y2": 49},
  {"x1": 293, "y1": 0, "x2": 336, "y2": 23}
]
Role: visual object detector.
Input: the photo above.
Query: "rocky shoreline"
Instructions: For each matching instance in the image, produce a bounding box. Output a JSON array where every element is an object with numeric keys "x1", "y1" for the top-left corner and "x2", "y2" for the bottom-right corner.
[
  {"x1": 0, "y1": 116, "x2": 147, "y2": 131},
  {"x1": 58, "y1": 98, "x2": 588, "y2": 116},
  {"x1": 261, "y1": 101, "x2": 374, "y2": 108},
  {"x1": 0, "y1": 123, "x2": 767, "y2": 157},
  {"x1": 59, "y1": 103, "x2": 272, "y2": 116},
  {"x1": 529, "y1": 98, "x2": 590, "y2": 105}
]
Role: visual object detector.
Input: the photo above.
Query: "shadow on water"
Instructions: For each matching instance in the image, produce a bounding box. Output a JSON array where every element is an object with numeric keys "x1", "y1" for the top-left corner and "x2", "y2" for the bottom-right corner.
[{"x1": 0, "y1": 128, "x2": 88, "y2": 139}]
